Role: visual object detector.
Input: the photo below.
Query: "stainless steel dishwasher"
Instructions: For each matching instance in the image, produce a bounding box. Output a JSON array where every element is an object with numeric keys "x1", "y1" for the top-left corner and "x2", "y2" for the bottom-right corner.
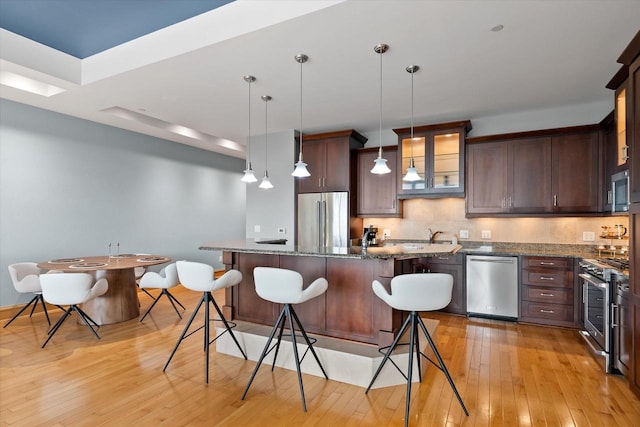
[{"x1": 466, "y1": 255, "x2": 518, "y2": 319}]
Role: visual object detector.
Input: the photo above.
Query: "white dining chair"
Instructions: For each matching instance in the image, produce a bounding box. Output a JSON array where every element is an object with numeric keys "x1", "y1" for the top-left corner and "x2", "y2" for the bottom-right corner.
[
  {"x1": 5, "y1": 263, "x2": 54, "y2": 328},
  {"x1": 40, "y1": 273, "x2": 108, "y2": 348},
  {"x1": 138, "y1": 263, "x2": 184, "y2": 321}
]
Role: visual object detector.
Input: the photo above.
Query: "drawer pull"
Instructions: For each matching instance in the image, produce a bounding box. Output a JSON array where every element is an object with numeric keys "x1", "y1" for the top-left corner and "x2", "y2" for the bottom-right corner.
[
  {"x1": 539, "y1": 293, "x2": 555, "y2": 297},
  {"x1": 539, "y1": 276, "x2": 554, "y2": 281},
  {"x1": 540, "y1": 309, "x2": 555, "y2": 313},
  {"x1": 539, "y1": 262, "x2": 555, "y2": 266}
]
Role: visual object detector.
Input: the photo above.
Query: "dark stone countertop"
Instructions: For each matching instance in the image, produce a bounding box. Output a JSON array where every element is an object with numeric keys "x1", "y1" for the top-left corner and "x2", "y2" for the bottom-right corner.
[{"x1": 199, "y1": 239, "x2": 462, "y2": 260}]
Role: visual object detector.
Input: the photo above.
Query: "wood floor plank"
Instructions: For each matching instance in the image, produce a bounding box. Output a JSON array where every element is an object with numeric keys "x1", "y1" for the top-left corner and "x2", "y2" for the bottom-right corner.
[{"x1": 2, "y1": 288, "x2": 640, "y2": 426}]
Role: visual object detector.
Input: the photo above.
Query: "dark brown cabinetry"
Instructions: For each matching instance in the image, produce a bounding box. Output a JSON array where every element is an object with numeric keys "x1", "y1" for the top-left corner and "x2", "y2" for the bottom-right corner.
[
  {"x1": 296, "y1": 130, "x2": 366, "y2": 194},
  {"x1": 393, "y1": 120, "x2": 471, "y2": 198},
  {"x1": 630, "y1": 54, "x2": 640, "y2": 203},
  {"x1": 520, "y1": 256, "x2": 577, "y2": 328},
  {"x1": 356, "y1": 146, "x2": 401, "y2": 217},
  {"x1": 412, "y1": 254, "x2": 465, "y2": 315},
  {"x1": 466, "y1": 126, "x2": 600, "y2": 216}
]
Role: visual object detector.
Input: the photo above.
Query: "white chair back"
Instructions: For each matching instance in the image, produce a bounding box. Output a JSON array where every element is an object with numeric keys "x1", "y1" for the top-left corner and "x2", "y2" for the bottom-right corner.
[
  {"x1": 253, "y1": 267, "x2": 328, "y2": 304},
  {"x1": 373, "y1": 273, "x2": 453, "y2": 311},
  {"x1": 8, "y1": 262, "x2": 41, "y2": 293},
  {"x1": 40, "y1": 273, "x2": 108, "y2": 306},
  {"x1": 176, "y1": 261, "x2": 214, "y2": 292},
  {"x1": 140, "y1": 263, "x2": 179, "y2": 289}
]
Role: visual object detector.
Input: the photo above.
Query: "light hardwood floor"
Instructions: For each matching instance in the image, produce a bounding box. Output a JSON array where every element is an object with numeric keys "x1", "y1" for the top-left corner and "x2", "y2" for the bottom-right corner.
[{"x1": 1, "y1": 287, "x2": 639, "y2": 426}]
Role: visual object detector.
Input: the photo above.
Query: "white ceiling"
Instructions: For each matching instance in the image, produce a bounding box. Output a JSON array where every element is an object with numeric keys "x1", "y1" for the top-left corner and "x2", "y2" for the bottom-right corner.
[{"x1": 1, "y1": 0, "x2": 639, "y2": 159}]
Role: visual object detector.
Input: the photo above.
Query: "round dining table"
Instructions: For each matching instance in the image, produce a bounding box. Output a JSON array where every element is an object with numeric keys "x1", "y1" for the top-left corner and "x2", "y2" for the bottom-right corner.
[{"x1": 38, "y1": 254, "x2": 170, "y2": 325}]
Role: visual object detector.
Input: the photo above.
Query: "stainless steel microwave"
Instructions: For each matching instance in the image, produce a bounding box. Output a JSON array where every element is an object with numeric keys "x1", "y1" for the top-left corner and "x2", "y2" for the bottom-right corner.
[{"x1": 612, "y1": 170, "x2": 629, "y2": 213}]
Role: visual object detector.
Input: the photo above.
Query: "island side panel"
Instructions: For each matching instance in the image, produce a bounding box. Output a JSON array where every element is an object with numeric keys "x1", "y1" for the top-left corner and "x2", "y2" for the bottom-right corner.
[{"x1": 231, "y1": 252, "x2": 280, "y2": 325}]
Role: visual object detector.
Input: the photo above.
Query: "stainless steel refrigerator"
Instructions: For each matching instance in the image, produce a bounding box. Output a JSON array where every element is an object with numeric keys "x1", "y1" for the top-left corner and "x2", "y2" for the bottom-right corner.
[{"x1": 297, "y1": 192, "x2": 349, "y2": 247}]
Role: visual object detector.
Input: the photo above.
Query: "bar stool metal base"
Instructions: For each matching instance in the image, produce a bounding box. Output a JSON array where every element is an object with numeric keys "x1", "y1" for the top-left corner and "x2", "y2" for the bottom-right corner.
[
  {"x1": 139, "y1": 288, "x2": 185, "y2": 322},
  {"x1": 366, "y1": 311, "x2": 468, "y2": 426},
  {"x1": 41, "y1": 305, "x2": 101, "y2": 348},
  {"x1": 163, "y1": 291, "x2": 247, "y2": 383},
  {"x1": 4, "y1": 294, "x2": 52, "y2": 328},
  {"x1": 241, "y1": 303, "x2": 328, "y2": 412}
]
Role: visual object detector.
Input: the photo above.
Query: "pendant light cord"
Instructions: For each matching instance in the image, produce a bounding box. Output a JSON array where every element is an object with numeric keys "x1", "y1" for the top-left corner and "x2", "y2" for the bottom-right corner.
[
  {"x1": 264, "y1": 97, "x2": 268, "y2": 168},
  {"x1": 299, "y1": 58, "x2": 303, "y2": 159},
  {"x1": 410, "y1": 69, "x2": 414, "y2": 158},
  {"x1": 247, "y1": 79, "x2": 252, "y2": 168},
  {"x1": 379, "y1": 47, "x2": 383, "y2": 154}
]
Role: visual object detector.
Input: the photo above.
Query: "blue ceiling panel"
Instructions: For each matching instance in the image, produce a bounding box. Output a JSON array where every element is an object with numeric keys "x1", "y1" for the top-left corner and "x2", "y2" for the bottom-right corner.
[{"x1": 0, "y1": 0, "x2": 235, "y2": 59}]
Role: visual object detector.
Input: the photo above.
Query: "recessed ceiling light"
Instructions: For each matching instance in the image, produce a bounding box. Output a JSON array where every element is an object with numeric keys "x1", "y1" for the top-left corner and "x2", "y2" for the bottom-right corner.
[
  {"x1": 491, "y1": 24, "x2": 504, "y2": 32},
  {"x1": 0, "y1": 71, "x2": 66, "y2": 97}
]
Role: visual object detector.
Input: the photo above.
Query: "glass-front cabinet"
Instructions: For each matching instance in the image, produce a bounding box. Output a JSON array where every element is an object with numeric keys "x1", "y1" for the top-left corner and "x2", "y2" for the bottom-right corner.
[
  {"x1": 616, "y1": 85, "x2": 629, "y2": 167},
  {"x1": 394, "y1": 120, "x2": 471, "y2": 197}
]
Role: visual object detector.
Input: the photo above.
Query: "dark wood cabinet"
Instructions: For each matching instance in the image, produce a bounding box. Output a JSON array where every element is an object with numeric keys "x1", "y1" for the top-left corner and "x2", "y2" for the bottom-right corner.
[
  {"x1": 394, "y1": 120, "x2": 471, "y2": 198},
  {"x1": 551, "y1": 132, "x2": 600, "y2": 213},
  {"x1": 601, "y1": 111, "x2": 617, "y2": 212},
  {"x1": 520, "y1": 256, "x2": 578, "y2": 328},
  {"x1": 357, "y1": 146, "x2": 401, "y2": 217},
  {"x1": 412, "y1": 254, "x2": 465, "y2": 315},
  {"x1": 296, "y1": 129, "x2": 366, "y2": 193},
  {"x1": 630, "y1": 202, "x2": 640, "y2": 396},
  {"x1": 466, "y1": 126, "x2": 601, "y2": 216}
]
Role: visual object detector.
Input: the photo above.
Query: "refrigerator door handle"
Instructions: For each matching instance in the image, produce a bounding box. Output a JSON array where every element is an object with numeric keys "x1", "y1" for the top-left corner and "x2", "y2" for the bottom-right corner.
[
  {"x1": 321, "y1": 200, "x2": 327, "y2": 246},
  {"x1": 316, "y1": 200, "x2": 322, "y2": 246}
]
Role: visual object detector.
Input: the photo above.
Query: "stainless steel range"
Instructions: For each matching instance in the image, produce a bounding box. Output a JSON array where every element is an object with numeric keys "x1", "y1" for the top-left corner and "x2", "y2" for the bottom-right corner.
[
  {"x1": 579, "y1": 259, "x2": 614, "y2": 372},
  {"x1": 578, "y1": 258, "x2": 629, "y2": 374}
]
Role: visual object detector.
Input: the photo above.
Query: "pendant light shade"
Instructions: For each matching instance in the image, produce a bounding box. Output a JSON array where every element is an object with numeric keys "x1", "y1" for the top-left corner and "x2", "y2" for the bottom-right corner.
[
  {"x1": 403, "y1": 65, "x2": 422, "y2": 182},
  {"x1": 259, "y1": 95, "x2": 273, "y2": 189},
  {"x1": 371, "y1": 43, "x2": 391, "y2": 175},
  {"x1": 292, "y1": 53, "x2": 311, "y2": 178},
  {"x1": 241, "y1": 75, "x2": 258, "y2": 183}
]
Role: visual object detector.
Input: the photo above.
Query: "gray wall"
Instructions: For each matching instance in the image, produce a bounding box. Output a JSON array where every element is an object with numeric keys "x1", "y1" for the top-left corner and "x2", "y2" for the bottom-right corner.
[
  {"x1": 244, "y1": 130, "x2": 296, "y2": 242},
  {"x1": 0, "y1": 99, "x2": 246, "y2": 308}
]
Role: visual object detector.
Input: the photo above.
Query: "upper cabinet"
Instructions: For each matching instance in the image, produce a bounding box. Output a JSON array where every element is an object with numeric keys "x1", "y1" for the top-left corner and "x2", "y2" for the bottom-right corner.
[
  {"x1": 296, "y1": 130, "x2": 366, "y2": 194},
  {"x1": 393, "y1": 120, "x2": 471, "y2": 198},
  {"x1": 466, "y1": 126, "x2": 600, "y2": 216},
  {"x1": 357, "y1": 146, "x2": 401, "y2": 217},
  {"x1": 629, "y1": 53, "x2": 640, "y2": 203}
]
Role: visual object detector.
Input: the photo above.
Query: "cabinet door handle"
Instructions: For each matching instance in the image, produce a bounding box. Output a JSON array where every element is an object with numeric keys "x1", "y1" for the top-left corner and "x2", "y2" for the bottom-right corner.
[
  {"x1": 553, "y1": 194, "x2": 558, "y2": 206},
  {"x1": 392, "y1": 199, "x2": 396, "y2": 209},
  {"x1": 508, "y1": 195, "x2": 513, "y2": 208},
  {"x1": 539, "y1": 276, "x2": 555, "y2": 281},
  {"x1": 540, "y1": 309, "x2": 555, "y2": 314},
  {"x1": 612, "y1": 303, "x2": 619, "y2": 327},
  {"x1": 622, "y1": 145, "x2": 629, "y2": 161},
  {"x1": 502, "y1": 196, "x2": 506, "y2": 209},
  {"x1": 539, "y1": 293, "x2": 555, "y2": 297},
  {"x1": 607, "y1": 190, "x2": 613, "y2": 204}
]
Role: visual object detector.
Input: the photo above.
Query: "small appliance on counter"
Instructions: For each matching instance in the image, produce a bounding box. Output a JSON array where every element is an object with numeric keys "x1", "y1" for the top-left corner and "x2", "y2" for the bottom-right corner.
[{"x1": 363, "y1": 225, "x2": 379, "y2": 247}]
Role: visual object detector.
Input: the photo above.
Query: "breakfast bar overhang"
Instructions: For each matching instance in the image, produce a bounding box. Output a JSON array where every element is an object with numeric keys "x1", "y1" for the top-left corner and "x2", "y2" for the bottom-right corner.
[{"x1": 199, "y1": 240, "x2": 461, "y2": 346}]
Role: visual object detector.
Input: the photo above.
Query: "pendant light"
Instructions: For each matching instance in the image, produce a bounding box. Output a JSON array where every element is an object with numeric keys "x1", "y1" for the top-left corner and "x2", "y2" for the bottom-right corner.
[
  {"x1": 259, "y1": 95, "x2": 274, "y2": 189},
  {"x1": 403, "y1": 65, "x2": 422, "y2": 182},
  {"x1": 241, "y1": 75, "x2": 258, "y2": 183},
  {"x1": 291, "y1": 53, "x2": 311, "y2": 178},
  {"x1": 371, "y1": 43, "x2": 392, "y2": 174}
]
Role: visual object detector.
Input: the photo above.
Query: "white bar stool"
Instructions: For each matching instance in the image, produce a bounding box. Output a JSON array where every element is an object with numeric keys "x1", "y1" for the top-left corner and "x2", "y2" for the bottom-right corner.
[
  {"x1": 241, "y1": 267, "x2": 329, "y2": 412},
  {"x1": 164, "y1": 261, "x2": 247, "y2": 383},
  {"x1": 366, "y1": 273, "x2": 468, "y2": 426}
]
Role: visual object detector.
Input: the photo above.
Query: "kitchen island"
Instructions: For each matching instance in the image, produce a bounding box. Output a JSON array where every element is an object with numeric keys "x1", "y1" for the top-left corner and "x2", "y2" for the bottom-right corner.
[{"x1": 199, "y1": 239, "x2": 461, "y2": 346}]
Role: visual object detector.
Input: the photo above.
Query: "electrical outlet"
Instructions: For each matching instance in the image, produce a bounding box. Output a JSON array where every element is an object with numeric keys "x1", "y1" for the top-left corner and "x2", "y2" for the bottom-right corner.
[
  {"x1": 277, "y1": 227, "x2": 286, "y2": 234},
  {"x1": 459, "y1": 229, "x2": 469, "y2": 239},
  {"x1": 254, "y1": 225, "x2": 261, "y2": 233},
  {"x1": 582, "y1": 231, "x2": 595, "y2": 242},
  {"x1": 383, "y1": 229, "x2": 391, "y2": 238},
  {"x1": 481, "y1": 230, "x2": 491, "y2": 239}
]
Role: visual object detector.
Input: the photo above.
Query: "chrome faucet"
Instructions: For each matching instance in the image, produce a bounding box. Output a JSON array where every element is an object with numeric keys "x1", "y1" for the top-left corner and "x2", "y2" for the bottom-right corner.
[{"x1": 428, "y1": 228, "x2": 443, "y2": 244}]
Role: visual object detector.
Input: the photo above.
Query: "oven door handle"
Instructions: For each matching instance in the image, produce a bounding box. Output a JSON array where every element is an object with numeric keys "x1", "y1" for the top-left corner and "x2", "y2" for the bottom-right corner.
[{"x1": 579, "y1": 273, "x2": 608, "y2": 289}]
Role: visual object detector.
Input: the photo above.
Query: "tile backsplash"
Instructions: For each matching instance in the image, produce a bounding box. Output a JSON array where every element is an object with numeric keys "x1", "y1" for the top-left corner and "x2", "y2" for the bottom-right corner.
[{"x1": 364, "y1": 198, "x2": 630, "y2": 247}]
